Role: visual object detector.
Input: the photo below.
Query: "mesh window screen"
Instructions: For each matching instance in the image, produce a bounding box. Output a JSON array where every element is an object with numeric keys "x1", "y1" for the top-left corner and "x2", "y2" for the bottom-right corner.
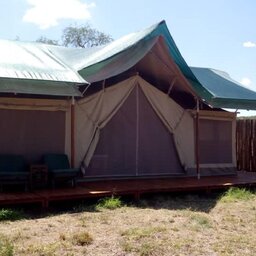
[
  {"x1": 137, "y1": 87, "x2": 183, "y2": 175},
  {"x1": 0, "y1": 109, "x2": 65, "y2": 163},
  {"x1": 86, "y1": 88, "x2": 137, "y2": 177},
  {"x1": 199, "y1": 119, "x2": 232, "y2": 164}
]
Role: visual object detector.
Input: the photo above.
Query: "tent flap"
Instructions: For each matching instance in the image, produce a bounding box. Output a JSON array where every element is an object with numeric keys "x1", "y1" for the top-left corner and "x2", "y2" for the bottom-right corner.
[
  {"x1": 138, "y1": 77, "x2": 195, "y2": 168},
  {"x1": 75, "y1": 76, "x2": 138, "y2": 166}
]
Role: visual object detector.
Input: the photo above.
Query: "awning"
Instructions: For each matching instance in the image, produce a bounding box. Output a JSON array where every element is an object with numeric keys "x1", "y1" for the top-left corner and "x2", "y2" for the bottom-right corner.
[{"x1": 191, "y1": 67, "x2": 256, "y2": 110}]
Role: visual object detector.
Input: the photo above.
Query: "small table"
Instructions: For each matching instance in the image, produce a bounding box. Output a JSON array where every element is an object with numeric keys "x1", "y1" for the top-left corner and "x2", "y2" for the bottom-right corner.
[{"x1": 30, "y1": 164, "x2": 48, "y2": 190}]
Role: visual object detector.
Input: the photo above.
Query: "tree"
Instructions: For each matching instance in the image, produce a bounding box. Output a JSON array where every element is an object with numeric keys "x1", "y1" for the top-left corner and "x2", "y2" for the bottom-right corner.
[
  {"x1": 36, "y1": 36, "x2": 59, "y2": 46},
  {"x1": 61, "y1": 24, "x2": 113, "y2": 48}
]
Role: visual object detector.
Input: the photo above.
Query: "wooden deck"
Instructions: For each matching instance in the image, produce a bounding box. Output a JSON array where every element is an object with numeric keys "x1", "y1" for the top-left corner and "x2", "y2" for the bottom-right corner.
[{"x1": 0, "y1": 171, "x2": 256, "y2": 208}]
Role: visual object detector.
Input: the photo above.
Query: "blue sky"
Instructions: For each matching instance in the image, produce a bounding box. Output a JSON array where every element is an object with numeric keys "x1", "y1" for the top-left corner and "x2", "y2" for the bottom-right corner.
[{"x1": 1, "y1": 0, "x2": 256, "y2": 114}]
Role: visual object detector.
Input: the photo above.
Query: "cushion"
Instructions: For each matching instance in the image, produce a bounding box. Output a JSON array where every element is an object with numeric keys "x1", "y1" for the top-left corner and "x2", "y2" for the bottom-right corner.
[
  {"x1": 43, "y1": 154, "x2": 70, "y2": 171},
  {"x1": 0, "y1": 155, "x2": 26, "y2": 172}
]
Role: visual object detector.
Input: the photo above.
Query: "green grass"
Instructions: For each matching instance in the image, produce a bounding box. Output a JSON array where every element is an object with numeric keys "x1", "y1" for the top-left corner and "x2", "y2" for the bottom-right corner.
[
  {"x1": 121, "y1": 226, "x2": 167, "y2": 239},
  {"x1": 96, "y1": 196, "x2": 123, "y2": 210},
  {"x1": 0, "y1": 209, "x2": 25, "y2": 222},
  {"x1": 190, "y1": 213, "x2": 212, "y2": 229},
  {"x1": 139, "y1": 242, "x2": 160, "y2": 256},
  {"x1": 120, "y1": 227, "x2": 166, "y2": 256},
  {"x1": 24, "y1": 242, "x2": 59, "y2": 256},
  {"x1": 220, "y1": 187, "x2": 255, "y2": 203},
  {"x1": 0, "y1": 235, "x2": 14, "y2": 256},
  {"x1": 1, "y1": 191, "x2": 256, "y2": 255}
]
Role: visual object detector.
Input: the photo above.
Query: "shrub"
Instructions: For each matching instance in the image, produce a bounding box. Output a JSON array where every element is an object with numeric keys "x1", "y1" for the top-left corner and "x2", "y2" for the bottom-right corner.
[
  {"x1": 96, "y1": 196, "x2": 122, "y2": 210},
  {"x1": 0, "y1": 209, "x2": 24, "y2": 221},
  {"x1": 220, "y1": 187, "x2": 254, "y2": 202}
]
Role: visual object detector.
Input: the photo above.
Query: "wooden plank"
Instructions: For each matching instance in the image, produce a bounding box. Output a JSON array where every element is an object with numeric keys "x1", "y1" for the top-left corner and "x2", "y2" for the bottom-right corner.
[{"x1": 0, "y1": 172, "x2": 256, "y2": 208}]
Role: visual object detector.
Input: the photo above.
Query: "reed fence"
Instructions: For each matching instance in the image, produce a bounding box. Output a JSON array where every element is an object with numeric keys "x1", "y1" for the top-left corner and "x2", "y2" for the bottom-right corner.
[{"x1": 236, "y1": 119, "x2": 256, "y2": 172}]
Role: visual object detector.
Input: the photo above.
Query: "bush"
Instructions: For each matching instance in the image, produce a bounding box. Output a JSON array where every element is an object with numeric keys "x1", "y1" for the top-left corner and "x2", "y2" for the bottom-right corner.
[
  {"x1": 0, "y1": 209, "x2": 24, "y2": 221},
  {"x1": 96, "y1": 196, "x2": 123, "y2": 210},
  {"x1": 220, "y1": 187, "x2": 254, "y2": 202}
]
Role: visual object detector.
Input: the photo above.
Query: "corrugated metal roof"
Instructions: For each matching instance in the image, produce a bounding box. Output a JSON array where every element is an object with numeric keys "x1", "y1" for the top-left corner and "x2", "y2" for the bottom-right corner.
[{"x1": 0, "y1": 40, "x2": 86, "y2": 96}]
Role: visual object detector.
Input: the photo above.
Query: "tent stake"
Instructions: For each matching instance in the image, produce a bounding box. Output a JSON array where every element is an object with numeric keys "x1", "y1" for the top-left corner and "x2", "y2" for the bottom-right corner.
[
  {"x1": 195, "y1": 98, "x2": 200, "y2": 179},
  {"x1": 71, "y1": 96, "x2": 75, "y2": 168}
]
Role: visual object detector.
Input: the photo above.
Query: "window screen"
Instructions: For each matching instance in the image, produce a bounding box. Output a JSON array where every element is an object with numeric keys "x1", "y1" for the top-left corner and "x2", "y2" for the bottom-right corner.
[{"x1": 199, "y1": 119, "x2": 232, "y2": 164}]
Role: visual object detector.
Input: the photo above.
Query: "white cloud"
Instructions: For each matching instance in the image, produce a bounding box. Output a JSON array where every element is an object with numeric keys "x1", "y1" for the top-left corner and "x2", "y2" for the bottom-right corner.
[
  {"x1": 240, "y1": 77, "x2": 256, "y2": 92},
  {"x1": 23, "y1": 0, "x2": 96, "y2": 29},
  {"x1": 241, "y1": 77, "x2": 252, "y2": 86},
  {"x1": 243, "y1": 41, "x2": 256, "y2": 48}
]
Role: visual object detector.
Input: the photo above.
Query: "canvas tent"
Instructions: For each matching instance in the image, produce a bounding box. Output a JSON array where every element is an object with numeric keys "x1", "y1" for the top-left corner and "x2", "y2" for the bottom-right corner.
[
  {"x1": 1, "y1": 21, "x2": 256, "y2": 179},
  {"x1": 74, "y1": 74, "x2": 236, "y2": 178},
  {"x1": 71, "y1": 21, "x2": 252, "y2": 178}
]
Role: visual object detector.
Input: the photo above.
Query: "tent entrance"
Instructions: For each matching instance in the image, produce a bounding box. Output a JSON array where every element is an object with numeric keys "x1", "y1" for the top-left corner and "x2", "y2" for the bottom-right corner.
[{"x1": 85, "y1": 85, "x2": 184, "y2": 177}]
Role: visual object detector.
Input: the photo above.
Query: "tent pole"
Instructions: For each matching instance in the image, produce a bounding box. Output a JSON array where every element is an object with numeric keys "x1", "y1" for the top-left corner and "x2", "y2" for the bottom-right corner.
[
  {"x1": 71, "y1": 96, "x2": 75, "y2": 168},
  {"x1": 102, "y1": 79, "x2": 106, "y2": 91},
  {"x1": 135, "y1": 84, "x2": 139, "y2": 176},
  {"x1": 167, "y1": 77, "x2": 177, "y2": 95},
  {"x1": 195, "y1": 98, "x2": 200, "y2": 179},
  {"x1": 82, "y1": 83, "x2": 91, "y2": 96}
]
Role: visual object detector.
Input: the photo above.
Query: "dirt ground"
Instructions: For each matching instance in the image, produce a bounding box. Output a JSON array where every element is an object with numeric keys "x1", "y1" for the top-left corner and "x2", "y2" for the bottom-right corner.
[{"x1": 0, "y1": 192, "x2": 256, "y2": 256}]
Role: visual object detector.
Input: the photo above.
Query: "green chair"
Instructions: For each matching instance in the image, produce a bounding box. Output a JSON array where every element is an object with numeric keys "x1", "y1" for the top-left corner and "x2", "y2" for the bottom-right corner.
[
  {"x1": 43, "y1": 154, "x2": 79, "y2": 188},
  {"x1": 0, "y1": 155, "x2": 29, "y2": 191}
]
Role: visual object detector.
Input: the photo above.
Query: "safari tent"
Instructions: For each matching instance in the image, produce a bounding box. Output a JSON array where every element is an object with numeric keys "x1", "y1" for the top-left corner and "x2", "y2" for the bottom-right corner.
[
  {"x1": 1, "y1": 21, "x2": 256, "y2": 180},
  {"x1": 71, "y1": 21, "x2": 256, "y2": 179},
  {"x1": 75, "y1": 75, "x2": 236, "y2": 178}
]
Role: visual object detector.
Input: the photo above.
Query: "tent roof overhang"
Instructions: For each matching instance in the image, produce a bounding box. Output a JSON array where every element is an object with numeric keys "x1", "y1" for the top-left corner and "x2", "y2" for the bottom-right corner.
[{"x1": 76, "y1": 20, "x2": 256, "y2": 110}]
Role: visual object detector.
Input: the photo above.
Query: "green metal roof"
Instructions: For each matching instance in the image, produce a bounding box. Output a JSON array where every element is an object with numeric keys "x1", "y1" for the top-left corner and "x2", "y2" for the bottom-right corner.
[
  {"x1": 1, "y1": 21, "x2": 256, "y2": 107},
  {"x1": 0, "y1": 39, "x2": 86, "y2": 96},
  {"x1": 190, "y1": 67, "x2": 256, "y2": 109},
  {"x1": 0, "y1": 78, "x2": 82, "y2": 97}
]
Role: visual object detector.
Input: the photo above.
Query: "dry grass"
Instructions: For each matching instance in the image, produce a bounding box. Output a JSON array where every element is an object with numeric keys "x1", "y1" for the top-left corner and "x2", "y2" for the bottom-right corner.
[{"x1": 0, "y1": 189, "x2": 256, "y2": 255}]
